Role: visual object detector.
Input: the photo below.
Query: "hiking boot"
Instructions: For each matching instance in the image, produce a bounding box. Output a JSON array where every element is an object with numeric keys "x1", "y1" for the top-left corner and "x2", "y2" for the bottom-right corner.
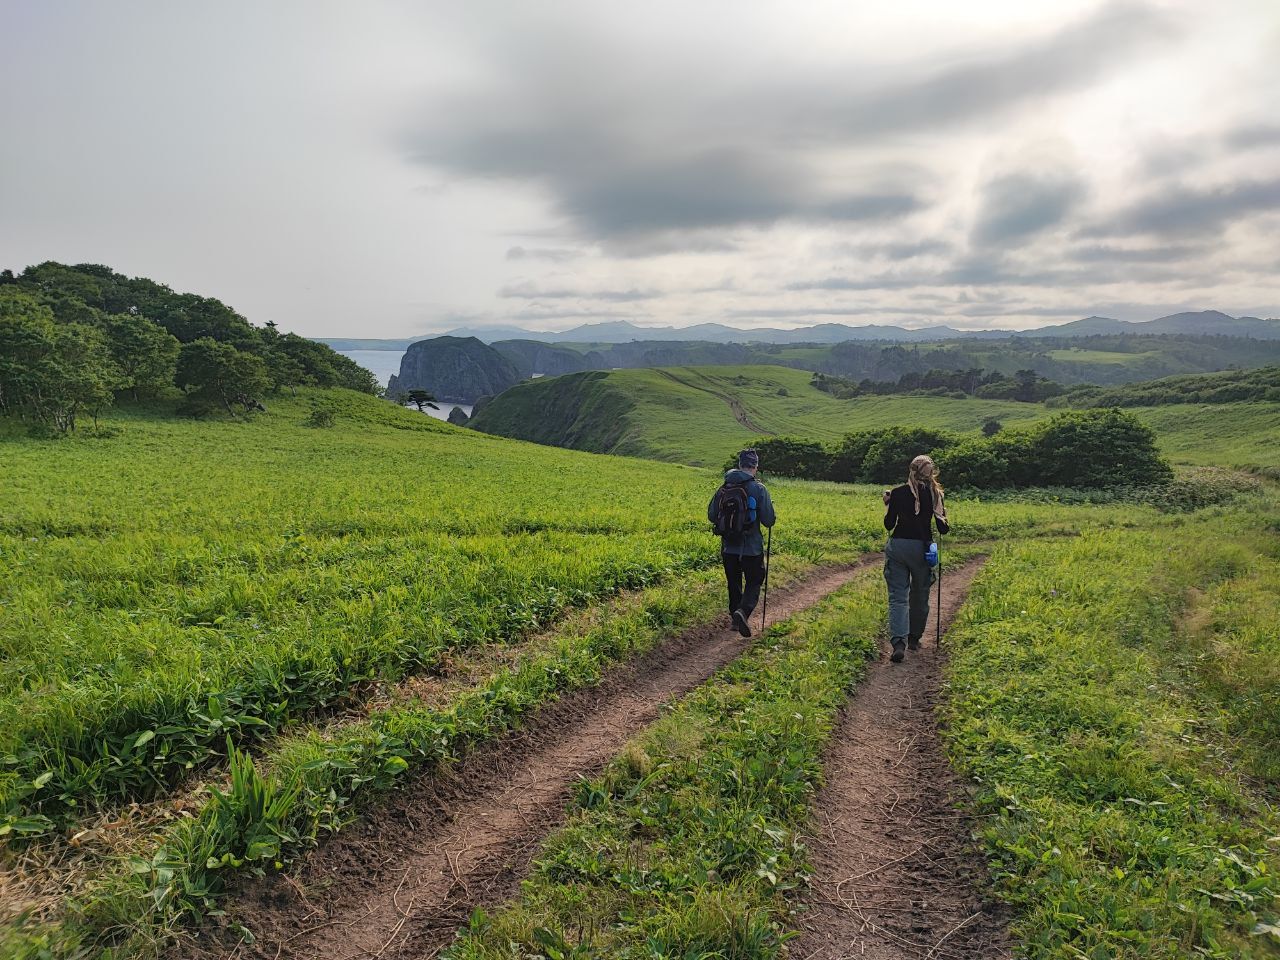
[
  {"x1": 907, "y1": 634, "x2": 921, "y2": 651},
  {"x1": 732, "y1": 609, "x2": 752, "y2": 638},
  {"x1": 890, "y1": 637, "x2": 906, "y2": 663}
]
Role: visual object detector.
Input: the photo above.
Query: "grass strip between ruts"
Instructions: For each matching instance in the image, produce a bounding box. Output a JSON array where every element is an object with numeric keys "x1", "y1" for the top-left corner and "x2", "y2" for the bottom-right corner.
[
  {"x1": 6, "y1": 557, "x2": 826, "y2": 958},
  {"x1": 442, "y1": 563, "x2": 888, "y2": 958},
  {"x1": 941, "y1": 523, "x2": 1280, "y2": 959}
]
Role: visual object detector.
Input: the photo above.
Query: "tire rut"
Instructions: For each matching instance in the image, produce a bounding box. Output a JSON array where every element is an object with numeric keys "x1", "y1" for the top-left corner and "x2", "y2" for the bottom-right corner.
[
  {"x1": 788, "y1": 557, "x2": 1015, "y2": 960},
  {"x1": 654, "y1": 369, "x2": 772, "y2": 434},
  {"x1": 176, "y1": 558, "x2": 880, "y2": 960}
]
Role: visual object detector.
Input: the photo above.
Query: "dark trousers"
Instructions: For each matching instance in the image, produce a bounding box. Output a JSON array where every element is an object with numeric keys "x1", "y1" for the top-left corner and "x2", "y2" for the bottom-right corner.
[{"x1": 722, "y1": 552, "x2": 766, "y2": 617}]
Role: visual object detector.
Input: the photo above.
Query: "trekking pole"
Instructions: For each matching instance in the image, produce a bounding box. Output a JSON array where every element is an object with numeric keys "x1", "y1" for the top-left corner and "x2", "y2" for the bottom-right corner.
[
  {"x1": 761, "y1": 526, "x2": 772, "y2": 633},
  {"x1": 935, "y1": 533, "x2": 943, "y2": 649}
]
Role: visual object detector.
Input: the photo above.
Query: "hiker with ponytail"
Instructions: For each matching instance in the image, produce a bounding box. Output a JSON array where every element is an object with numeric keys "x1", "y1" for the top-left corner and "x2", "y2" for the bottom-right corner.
[{"x1": 880, "y1": 454, "x2": 950, "y2": 663}]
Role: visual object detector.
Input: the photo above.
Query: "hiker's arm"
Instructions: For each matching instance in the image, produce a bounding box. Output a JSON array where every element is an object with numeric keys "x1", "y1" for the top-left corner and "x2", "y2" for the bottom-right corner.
[
  {"x1": 934, "y1": 491, "x2": 949, "y2": 535},
  {"x1": 757, "y1": 485, "x2": 776, "y2": 528},
  {"x1": 883, "y1": 490, "x2": 897, "y2": 531},
  {"x1": 707, "y1": 493, "x2": 718, "y2": 524}
]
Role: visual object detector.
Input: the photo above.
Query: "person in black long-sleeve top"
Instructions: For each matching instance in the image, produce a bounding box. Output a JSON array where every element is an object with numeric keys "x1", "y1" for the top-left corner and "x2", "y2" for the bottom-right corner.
[{"x1": 881, "y1": 454, "x2": 950, "y2": 662}]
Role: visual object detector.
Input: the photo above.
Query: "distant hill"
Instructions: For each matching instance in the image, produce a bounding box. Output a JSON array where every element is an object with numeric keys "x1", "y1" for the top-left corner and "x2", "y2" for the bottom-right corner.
[
  {"x1": 1017, "y1": 310, "x2": 1280, "y2": 339},
  {"x1": 319, "y1": 310, "x2": 1280, "y2": 351}
]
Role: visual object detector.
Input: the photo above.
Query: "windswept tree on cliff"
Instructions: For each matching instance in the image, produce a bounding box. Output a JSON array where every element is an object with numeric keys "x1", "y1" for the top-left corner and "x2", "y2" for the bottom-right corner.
[{"x1": 405, "y1": 389, "x2": 439, "y2": 413}]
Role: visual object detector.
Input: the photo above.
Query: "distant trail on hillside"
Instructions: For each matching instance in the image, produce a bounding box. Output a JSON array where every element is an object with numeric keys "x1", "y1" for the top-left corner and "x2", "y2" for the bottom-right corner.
[
  {"x1": 789, "y1": 557, "x2": 1014, "y2": 959},
  {"x1": 178, "y1": 559, "x2": 879, "y2": 960},
  {"x1": 656, "y1": 368, "x2": 774, "y2": 434}
]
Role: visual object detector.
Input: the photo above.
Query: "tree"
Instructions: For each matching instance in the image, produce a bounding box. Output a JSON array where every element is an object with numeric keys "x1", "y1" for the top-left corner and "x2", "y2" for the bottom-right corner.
[
  {"x1": 405, "y1": 389, "x2": 439, "y2": 412},
  {"x1": 176, "y1": 338, "x2": 271, "y2": 415},
  {"x1": 43, "y1": 324, "x2": 122, "y2": 430},
  {"x1": 102, "y1": 312, "x2": 180, "y2": 400},
  {"x1": 981, "y1": 417, "x2": 1002, "y2": 437}
]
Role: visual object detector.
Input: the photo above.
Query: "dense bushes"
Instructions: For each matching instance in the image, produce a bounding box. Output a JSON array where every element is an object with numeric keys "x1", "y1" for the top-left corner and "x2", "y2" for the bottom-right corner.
[
  {"x1": 1059, "y1": 364, "x2": 1280, "y2": 407},
  {"x1": 740, "y1": 409, "x2": 1172, "y2": 490},
  {"x1": 0, "y1": 262, "x2": 377, "y2": 431},
  {"x1": 812, "y1": 367, "x2": 1066, "y2": 402}
]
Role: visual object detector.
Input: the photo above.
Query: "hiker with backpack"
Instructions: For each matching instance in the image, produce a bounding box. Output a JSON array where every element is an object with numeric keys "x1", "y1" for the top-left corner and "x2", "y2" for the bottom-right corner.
[
  {"x1": 708, "y1": 449, "x2": 776, "y2": 637},
  {"x1": 882, "y1": 454, "x2": 950, "y2": 663}
]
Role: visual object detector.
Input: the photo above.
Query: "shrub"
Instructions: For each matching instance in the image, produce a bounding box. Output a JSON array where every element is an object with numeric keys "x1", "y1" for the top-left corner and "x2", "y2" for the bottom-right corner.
[
  {"x1": 304, "y1": 408, "x2": 336, "y2": 428},
  {"x1": 859, "y1": 427, "x2": 957, "y2": 483}
]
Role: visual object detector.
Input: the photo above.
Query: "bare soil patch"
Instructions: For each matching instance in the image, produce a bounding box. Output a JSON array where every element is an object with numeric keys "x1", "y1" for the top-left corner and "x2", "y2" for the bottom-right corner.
[
  {"x1": 175, "y1": 559, "x2": 878, "y2": 960},
  {"x1": 788, "y1": 556, "x2": 1014, "y2": 960}
]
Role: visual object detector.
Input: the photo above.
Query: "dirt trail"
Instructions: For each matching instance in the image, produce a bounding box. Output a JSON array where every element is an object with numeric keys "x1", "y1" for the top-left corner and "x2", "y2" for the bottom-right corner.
[
  {"x1": 789, "y1": 557, "x2": 1013, "y2": 960},
  {"x1": 177, "y1": 558, "x2": 879, "y2": 960},
  {"x1": 655, "y1": 368, "x2": 772, "y2": 434}
]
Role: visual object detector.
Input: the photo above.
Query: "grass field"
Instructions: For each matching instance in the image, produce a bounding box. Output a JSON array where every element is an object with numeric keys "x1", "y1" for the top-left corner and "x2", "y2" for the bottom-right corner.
[
  {"x1": 469, "y1": 363, "x2": 1280, "y2": 473},
  {"x1": 2, "y1": 388, "x2": 1277, "y2": 958}
]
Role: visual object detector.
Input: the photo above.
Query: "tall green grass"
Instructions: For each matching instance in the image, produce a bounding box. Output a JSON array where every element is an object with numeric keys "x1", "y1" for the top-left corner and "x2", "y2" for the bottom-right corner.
[{"x1": 942, "y1": 513, "x2": 1280, "y2": 958}]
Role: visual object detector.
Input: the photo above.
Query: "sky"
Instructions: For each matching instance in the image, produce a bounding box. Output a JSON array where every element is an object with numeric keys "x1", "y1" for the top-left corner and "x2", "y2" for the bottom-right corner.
[{"x1": 2, "y1": 0, "x2": 1279, "y2": 337}]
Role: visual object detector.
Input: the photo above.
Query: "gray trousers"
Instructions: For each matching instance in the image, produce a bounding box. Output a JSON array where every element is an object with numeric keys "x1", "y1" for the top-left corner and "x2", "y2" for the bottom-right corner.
[{"x1": 884, "y1": 537, "x2": 933, "y2": 641}]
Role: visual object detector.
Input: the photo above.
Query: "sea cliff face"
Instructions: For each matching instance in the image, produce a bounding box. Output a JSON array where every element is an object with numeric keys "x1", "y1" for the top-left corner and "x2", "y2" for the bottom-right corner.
[{"x1": 387, "y1": 336, "x2": 523, "y2": 402}]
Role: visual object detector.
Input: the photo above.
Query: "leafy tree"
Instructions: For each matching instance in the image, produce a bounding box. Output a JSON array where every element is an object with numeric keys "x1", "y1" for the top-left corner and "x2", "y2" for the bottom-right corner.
[
  {"x1": 102, "y1": 312, "x2": 180, "y2": 400},
  {"x1": 176, "y1": 338, "x2": 271, "y2": 415},
  {"x1": 0, "y1": 293, "x2": 122, "y2": 431},
  {"x1": 0, "y1": 290, "x2": 59, "y2": 417},
  {"x1": 981, "y1": 416, "x2": 1002, "y2": 437},
  {"x1": 43, "y1": 324, "x2": 123, "y2": 430},
  {"x1": 405, "y1": 389, "x2": 440, "y2": 412},
  {"x1": 859, "y1": 427, "x2": 956, "y2": 483}
]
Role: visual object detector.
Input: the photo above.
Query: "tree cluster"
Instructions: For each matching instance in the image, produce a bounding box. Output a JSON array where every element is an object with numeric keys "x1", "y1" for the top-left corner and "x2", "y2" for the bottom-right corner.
[
  {"x1": 734, "y1": 409, "x2": 1172, "y2": 490},
  {"x1": 1058, "y1": 365, "x2": 1280, "y2": 408},
  {"x1": 811, "y1": 367, "x2": 1066, "y2": 402},
  {"x1": 0, "y1": 262, "x2": 377, "y2": 431}
]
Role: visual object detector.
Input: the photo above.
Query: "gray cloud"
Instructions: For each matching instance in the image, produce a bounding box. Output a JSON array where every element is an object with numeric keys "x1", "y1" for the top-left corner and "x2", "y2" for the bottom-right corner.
[
  {"x1": 505, "y1": 245, "x2": 582, "y2": 262},
  {"x1": 1088, "y1": 178, "x2": 1280, "y2": 237},
  {"x1": 1225, "y1": 124, "x2": 1280, "y2": 151},
  {"x1": 406, "y1": 3, "x2": 1172, "y2": 241},
  {"x1": 499, "y1": 281, "x2": 659, "y2": 301},
  {"x1": 971, "y1": 172, "x2": 1086, "y2": 245},
  {"x1": 1068, "y1": 243, "x2": 1206, "y2": 263}
]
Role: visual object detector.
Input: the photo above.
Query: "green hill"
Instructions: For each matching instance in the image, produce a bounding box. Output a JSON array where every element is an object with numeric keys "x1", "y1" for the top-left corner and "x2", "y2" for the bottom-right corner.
[
  {"x1": 468, "y1": 365, "x2": 1046, "y2": 466},
  {"x1": 469, "y1": 364, "x2": 1280, "y2": 473}
]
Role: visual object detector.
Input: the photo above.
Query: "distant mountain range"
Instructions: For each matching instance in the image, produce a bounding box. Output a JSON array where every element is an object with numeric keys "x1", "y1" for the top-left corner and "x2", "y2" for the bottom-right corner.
[{"x1": 317, "y1": 310, "x2": 1280, "y2": 352}]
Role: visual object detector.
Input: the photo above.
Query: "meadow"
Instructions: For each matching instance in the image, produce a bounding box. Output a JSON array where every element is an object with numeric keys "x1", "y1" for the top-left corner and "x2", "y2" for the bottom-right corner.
[{"x1": 1, "y1": 388, "x2": 1277, "y2": 958}]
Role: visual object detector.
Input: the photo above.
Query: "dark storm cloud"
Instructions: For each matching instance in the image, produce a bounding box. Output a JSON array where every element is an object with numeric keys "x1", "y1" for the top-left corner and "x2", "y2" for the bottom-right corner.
[
  {"x1": 1087, "y1": 178, "x2": 1280, "y2": 237},
  {"x1": 971, "y1": 172, "x2": 1086, "y2": 245},
  {"x1": 405, "y1": 2, "x2": 1174, "y2": 241}
]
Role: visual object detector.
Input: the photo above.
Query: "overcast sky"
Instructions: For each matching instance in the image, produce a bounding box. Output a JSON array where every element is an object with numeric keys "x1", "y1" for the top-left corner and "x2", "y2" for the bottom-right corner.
[{"x1": 3, "y1": 1, "x2": 1279, "y2": 337}]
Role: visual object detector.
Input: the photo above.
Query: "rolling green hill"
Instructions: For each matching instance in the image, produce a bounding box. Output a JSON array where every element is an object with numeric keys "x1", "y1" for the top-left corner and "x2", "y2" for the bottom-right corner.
[
  {"x1": 470, "y1": 366, "x2": 1045, "y2": 466},
  {"x1": 468, "y1": 364, "x2": 1280, "y2": 473}
]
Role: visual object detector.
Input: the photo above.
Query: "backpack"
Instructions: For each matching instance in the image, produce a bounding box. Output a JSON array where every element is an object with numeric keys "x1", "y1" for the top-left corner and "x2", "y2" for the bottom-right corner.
[{"x1": 710, "y1": 480, "x2": 757, "y2": 536}]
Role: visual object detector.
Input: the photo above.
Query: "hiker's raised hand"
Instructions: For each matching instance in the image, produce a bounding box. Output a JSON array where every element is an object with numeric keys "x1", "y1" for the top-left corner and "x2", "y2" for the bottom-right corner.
[{"x1": 882, "y1": 489, "x2": 891, "y2": 505}]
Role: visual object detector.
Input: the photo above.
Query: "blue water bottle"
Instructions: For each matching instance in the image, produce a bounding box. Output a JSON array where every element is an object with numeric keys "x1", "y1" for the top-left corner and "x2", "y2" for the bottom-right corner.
[{"x1": 926, "y1": 542, "x2": 939, "y2": 567}]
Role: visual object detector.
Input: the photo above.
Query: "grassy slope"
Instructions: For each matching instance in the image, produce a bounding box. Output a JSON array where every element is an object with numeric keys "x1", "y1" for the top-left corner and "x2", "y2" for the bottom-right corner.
[
  {"x1": 470, "y1": 364, "x2": 1280, "y2": 472},
  {"x1": 472, "y1": 365, "x2": 1045, "y2": 467}
]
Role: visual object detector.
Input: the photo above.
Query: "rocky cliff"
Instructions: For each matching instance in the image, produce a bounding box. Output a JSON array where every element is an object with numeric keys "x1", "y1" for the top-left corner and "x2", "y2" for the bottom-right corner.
[
  {"x1": 491, "y1": 339, "x2": 603, "y2": 378},
  {"x1": 387, "y1": 336, "x2": 523, "y2": 402}
]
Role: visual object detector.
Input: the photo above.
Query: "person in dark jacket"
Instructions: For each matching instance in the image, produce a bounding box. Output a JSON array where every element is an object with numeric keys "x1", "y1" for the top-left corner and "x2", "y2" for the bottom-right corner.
[
  {"x1": 882, "y1": 454, "x2": 950, "y2": 662},
  {"x1": 708, "y1": 449, "x2": 776, "y2": 637}
]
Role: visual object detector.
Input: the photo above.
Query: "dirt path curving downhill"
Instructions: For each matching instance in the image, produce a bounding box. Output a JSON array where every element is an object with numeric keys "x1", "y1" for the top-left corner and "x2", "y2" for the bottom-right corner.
[
  {"x1": 788, "y1": 557, "x2": 1014, "y2": 960},
  {"x1": 655, "y1": 368, "x2": 773, "y2": 434},
  {"x1": 176, "y1": 558, "x2": 880, "y2": 960}
]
